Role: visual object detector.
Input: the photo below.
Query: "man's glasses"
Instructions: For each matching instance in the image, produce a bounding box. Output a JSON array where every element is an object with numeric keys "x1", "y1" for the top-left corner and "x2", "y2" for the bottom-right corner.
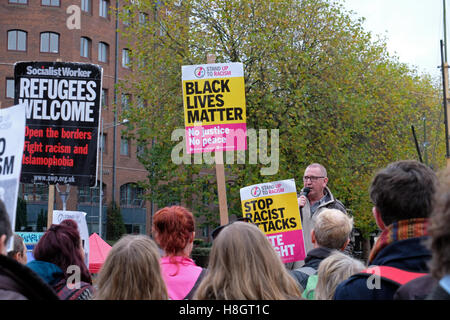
[
  {"x1": 211, "y1": 217, "x2": 253, "y2": 240},
  {"x1": 303, "y1": 176, "x2": 325, "y2": 182}
]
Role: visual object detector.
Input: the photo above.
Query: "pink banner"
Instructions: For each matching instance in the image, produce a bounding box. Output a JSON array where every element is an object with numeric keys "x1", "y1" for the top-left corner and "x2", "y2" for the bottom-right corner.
[
  {"x1": 185, "y1": 123, "x2": 247, "y2": 154},
  {"x1": 265, "y1": 229, "x2": 306, "y2": 264}
]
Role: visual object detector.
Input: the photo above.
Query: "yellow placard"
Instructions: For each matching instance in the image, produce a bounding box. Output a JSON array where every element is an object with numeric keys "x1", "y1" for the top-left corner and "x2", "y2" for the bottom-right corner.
[
  {"x1": 241, "y1": 192, "x2": 302, "y2": 235},
  {"x1": 183, "y1": 77, "x2": 246, "y2": 126}
]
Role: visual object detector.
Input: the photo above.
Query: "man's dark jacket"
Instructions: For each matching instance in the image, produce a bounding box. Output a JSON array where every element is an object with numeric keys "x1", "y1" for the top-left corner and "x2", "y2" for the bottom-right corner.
[
  {"x1": 394, "y1": 274, "x2": 437, "y2": 300},
  {"x1": 334, "y1": 236, "x2": 431, "y2": 300}
]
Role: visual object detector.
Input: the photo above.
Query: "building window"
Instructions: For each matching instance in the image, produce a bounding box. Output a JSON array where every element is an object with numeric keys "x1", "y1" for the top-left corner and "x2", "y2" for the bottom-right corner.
[
  {"x1": 121, "y1": 94, "x2": 130, "y2": 110},
  {"x1": 81, "y1": 0, "x2": 91, "y2": 13},
  {"x1": 9, "y1": 0, "x2": 28, "y2": 4},
  {"x1": 20, "y1": 184, "x2": 48, "y2": 202},
  {"x1": 6, "y1": 79, "x2": 15, "y2": 99},
  {"x1": 80, "y1": 37, "x2": 91, "y2": 58},
  {"x1": 40, "y1": 32, "x2": 59, "y2": 53},
  {"x1": 42, "y1": 0, "x2": 60, "y2": 6},
  {"x1": 136, "y1": 143, "x2": 145, "y2": 157},
  {"x1": 99, "y1": 0, "x2": 109, "y2": 18},
  {"x1": 139, "y1": 12, "x2": 148, "y2": 25},
  {"x1": 100, "y1": 133, "x2": 106, "y2": 153},
  {"x1": 78, "y1": 183, "x2": 104, "y2": 204},
  {"x1": 202, "y1": 225, "x2": 209, "y2": 238},
  {"x1": 122, "y1": 49, "x2": 130, "y2": 68},
  {"x1": 136, "y1": 96, "x2": 145, "y2": 109},
  {"x1": 120, "y1": 183, "x2": 144, "y2": 207},
  {"x1": 123, "y1": 8, "x2": 131, "y2": 26},
  {"x1": 98, "y1": 42, "x2": 108, "y2": 63},
  {"x1": 120, "y1": 137, "x2": 129, "y2": 156},
  {"x1": 101, "y1": 88, "x2": 108, "y2": 107},
  {"x1": 7, "y1": 30, "x2": 27, "y2": 51},
  {"x1": 125, "y1": 224, "x2": 143, "y2": 235}
]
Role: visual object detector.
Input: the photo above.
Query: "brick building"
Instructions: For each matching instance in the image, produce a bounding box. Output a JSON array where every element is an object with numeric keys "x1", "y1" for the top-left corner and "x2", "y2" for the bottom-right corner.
[{"x1": 0, "y1": 0, "x2": 152, "y2": 237}]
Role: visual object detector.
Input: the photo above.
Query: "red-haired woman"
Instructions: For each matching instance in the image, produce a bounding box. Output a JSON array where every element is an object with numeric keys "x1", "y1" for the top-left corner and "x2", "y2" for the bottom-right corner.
[
  {"x1": 27, "y1": 219, "x2": 94, "y2": 300},
  {"x1": 152, "y1": 206, "x2": 205, "y2": 300}
]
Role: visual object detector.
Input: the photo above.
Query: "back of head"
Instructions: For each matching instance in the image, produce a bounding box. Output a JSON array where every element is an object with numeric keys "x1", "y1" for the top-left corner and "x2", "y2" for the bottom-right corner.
[
  {"x1": 369, "y1": 160, "x2": 437, "y2": 226},
  {"x1": 95, "y1": 235, "x2": 168, "y2": 300},
  {"x1": 313, "y1": 209, "x2": 353, "y2": 249},
  {"x1": 152, "y1": 206, "x2": 195, "y2": 256},
  {"x1": 60, "y1": 219, "x2": 78, "y2": 229},
  {"x1": 429, "y1": 167, "x2": 450, "y2": 279},
  {"x1": 0, "y1": 199, "x2": 12, "y2": 250},
  {"x1": 315, "y1": 251, "x2": 366, "y2": 300},
  {"x1": 7, "y1": 234, "x2": 26, "y2": 260},
  {"x1": 194, "y1": 222, "x2": 301, "y2": 300},
  {"x1": 33, "y1": 219, "x2": 91, "y2": 283}
]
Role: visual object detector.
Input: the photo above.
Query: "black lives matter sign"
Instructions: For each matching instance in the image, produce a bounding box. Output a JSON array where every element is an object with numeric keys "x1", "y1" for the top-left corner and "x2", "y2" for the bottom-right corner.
[{"x1": 14, "y1": 62, "x2": 102, "y2": 186}]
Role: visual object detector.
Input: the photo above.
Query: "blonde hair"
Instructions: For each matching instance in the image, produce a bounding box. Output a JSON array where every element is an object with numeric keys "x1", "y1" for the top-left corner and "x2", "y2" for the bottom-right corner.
[
  {"x1": 313, "y1": 208, "x2": 353, "y2": 249},
  {"x1": 194, "y1": 222, "x2": 303, "y2": 300},
  {"x1": 95, "y1": 235, "x2": 168, "y2": 300},
  {"x1": 315, "y1": 251, "x2": 365, "y2": 300}
]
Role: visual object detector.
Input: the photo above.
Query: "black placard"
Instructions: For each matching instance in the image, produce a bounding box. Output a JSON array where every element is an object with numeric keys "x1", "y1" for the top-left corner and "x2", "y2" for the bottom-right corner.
[{"x1": 14, "y1": 61, "x2": 102, "y2": 186}]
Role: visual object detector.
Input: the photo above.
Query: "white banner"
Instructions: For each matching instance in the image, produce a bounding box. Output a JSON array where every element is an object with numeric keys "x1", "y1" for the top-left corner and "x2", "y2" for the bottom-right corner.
[{"x1": 0, "y1": 103, "x2": 26, "y2": 251}]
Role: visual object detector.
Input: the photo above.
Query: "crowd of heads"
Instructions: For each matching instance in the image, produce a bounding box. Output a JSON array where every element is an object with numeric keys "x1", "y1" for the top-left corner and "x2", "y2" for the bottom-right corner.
[{"x1": 1, "y1": 159, "x2": 450, "y2": 300}]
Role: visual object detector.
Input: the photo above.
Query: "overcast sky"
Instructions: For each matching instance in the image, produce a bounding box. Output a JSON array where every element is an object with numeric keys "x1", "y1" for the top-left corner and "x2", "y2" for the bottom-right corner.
[{"x1": 342, "y1": 0, "x2": 444, "y2": 79}]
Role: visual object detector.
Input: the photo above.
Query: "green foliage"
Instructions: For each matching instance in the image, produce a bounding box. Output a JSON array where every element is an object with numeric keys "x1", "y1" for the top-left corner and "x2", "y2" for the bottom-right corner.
[
  {"x1": 191, "y1": 246, "x2": 211, "y2": 256},
  {"x1": 106, "y1": 201, "x2": 127, "y2": 241},
  {"x1": 15, "y1": 197, "x2": 27, "y2": 231},
  {"x1": 118, "y1": 0, "x2": 445, "y2": 238}
]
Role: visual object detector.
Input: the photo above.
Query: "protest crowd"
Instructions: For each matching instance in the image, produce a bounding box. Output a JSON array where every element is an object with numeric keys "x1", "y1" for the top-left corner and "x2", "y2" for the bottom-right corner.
[{"x1": 1, "y1": 160, "x2": 450, "y2": 301}]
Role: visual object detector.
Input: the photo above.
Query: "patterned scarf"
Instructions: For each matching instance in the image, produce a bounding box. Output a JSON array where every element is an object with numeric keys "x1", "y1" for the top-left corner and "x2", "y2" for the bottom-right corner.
[{"x1": 368, "y1": 217, "x2": 429, "y2": 264}]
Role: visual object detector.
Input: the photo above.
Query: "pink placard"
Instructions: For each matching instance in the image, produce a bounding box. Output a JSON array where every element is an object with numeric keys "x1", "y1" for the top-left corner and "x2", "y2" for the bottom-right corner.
[
  {"x1": 265, "y1": 229, "x2": 306, "y2": 264},
  {"x1": 185, "y1": 123, "x2": 247, "y2": 154}
]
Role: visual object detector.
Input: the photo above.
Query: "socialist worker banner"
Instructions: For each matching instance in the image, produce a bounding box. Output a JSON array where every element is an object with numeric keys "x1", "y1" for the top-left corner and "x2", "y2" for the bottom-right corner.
[
  {"x1": 182, "y1": 62, "x2": 247, "y2": 154},
  {"x1": 240, "y1": 179, "x2": 306, "y2": 264},
  {"x1": 14, "y1": 61, "x2": 102, "y2": 186}
]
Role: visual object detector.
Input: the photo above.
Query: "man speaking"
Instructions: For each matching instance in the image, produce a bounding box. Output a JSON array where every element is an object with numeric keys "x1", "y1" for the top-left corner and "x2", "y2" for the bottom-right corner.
[{"x1": 297, "y1": 163, "x2": 348, "y2": 259}]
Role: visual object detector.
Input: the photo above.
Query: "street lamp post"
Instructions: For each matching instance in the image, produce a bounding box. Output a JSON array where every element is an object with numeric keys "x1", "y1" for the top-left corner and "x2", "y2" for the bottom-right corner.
[{"x1": 99, "y1": 118, "x2": 128, "y2": 239}]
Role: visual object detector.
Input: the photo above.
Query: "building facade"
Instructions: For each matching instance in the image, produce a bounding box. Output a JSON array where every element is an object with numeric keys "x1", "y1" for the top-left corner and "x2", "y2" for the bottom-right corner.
[{"x1": 0, "y1": 0, "x2": 152, "y2": 237}]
